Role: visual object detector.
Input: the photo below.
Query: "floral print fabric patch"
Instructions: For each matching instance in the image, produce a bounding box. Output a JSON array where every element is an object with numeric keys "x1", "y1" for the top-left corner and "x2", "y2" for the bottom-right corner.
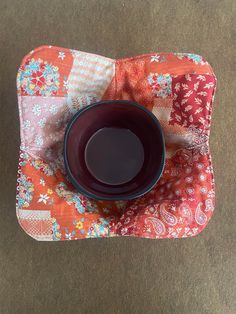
[
  {"x1": 18, "y1": 58, "x2": 60, "y2": 96},
  {"x1": 16, "y1": 46, "x2": 216, "y2": 240}
]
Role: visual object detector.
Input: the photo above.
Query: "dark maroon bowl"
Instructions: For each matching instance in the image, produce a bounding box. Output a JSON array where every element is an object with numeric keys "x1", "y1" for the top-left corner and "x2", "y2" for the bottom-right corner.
[{"x1": 64, "y1": 100, "x2": 165, "y2": 200}]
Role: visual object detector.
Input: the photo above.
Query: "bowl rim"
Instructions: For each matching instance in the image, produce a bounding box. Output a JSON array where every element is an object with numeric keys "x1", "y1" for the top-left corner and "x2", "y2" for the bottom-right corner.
[{"x1": 63, "y1": 100, "x2": 165, "y2": 201}]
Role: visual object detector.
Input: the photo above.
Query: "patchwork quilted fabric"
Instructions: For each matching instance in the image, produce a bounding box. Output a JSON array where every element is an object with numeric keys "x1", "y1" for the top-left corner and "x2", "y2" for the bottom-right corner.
[{"x1": 16, "y1": 46, "x2": 216, "y2": 240}]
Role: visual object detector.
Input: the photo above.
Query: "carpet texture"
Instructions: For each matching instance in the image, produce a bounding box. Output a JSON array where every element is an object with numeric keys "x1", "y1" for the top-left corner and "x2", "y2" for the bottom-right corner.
[{"x1": 0, "y1": 0, "x2": 235, "y2": 313}]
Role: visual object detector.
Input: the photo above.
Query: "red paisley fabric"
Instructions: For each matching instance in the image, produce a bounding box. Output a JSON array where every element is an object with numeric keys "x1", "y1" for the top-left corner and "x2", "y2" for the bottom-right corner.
[{"x1": 16, "y1": 47, "x2": 216, "y2": 240}]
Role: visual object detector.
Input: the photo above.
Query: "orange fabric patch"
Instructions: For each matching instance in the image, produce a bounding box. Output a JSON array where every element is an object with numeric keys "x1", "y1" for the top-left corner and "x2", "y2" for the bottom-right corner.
[{"x1": 16, "y1": 46, "x2": 216, "y2": 240}]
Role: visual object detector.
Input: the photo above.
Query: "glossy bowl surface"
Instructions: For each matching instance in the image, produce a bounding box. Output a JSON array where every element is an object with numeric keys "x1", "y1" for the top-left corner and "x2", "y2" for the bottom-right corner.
[{"x1": 64, "y1": 100, "x2": 165, "y2": 200}]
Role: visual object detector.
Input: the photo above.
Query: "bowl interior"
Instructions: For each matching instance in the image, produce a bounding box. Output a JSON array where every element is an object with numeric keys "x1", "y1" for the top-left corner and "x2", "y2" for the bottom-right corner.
[{"x1": 64, "y1": 101, "x2": 165, "y2": 200}]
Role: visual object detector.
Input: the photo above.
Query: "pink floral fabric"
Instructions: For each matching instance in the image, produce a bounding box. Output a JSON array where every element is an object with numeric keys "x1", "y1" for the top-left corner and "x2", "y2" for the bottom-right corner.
[{"x1": 16, "y1": 46, "x2": 216, "y2": 241}]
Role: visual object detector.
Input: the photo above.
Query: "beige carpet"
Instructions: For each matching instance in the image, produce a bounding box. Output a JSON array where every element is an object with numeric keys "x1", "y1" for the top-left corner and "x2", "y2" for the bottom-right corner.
[{"x1": 0, "y1": 0, "x2": 235, "y2": 313}]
